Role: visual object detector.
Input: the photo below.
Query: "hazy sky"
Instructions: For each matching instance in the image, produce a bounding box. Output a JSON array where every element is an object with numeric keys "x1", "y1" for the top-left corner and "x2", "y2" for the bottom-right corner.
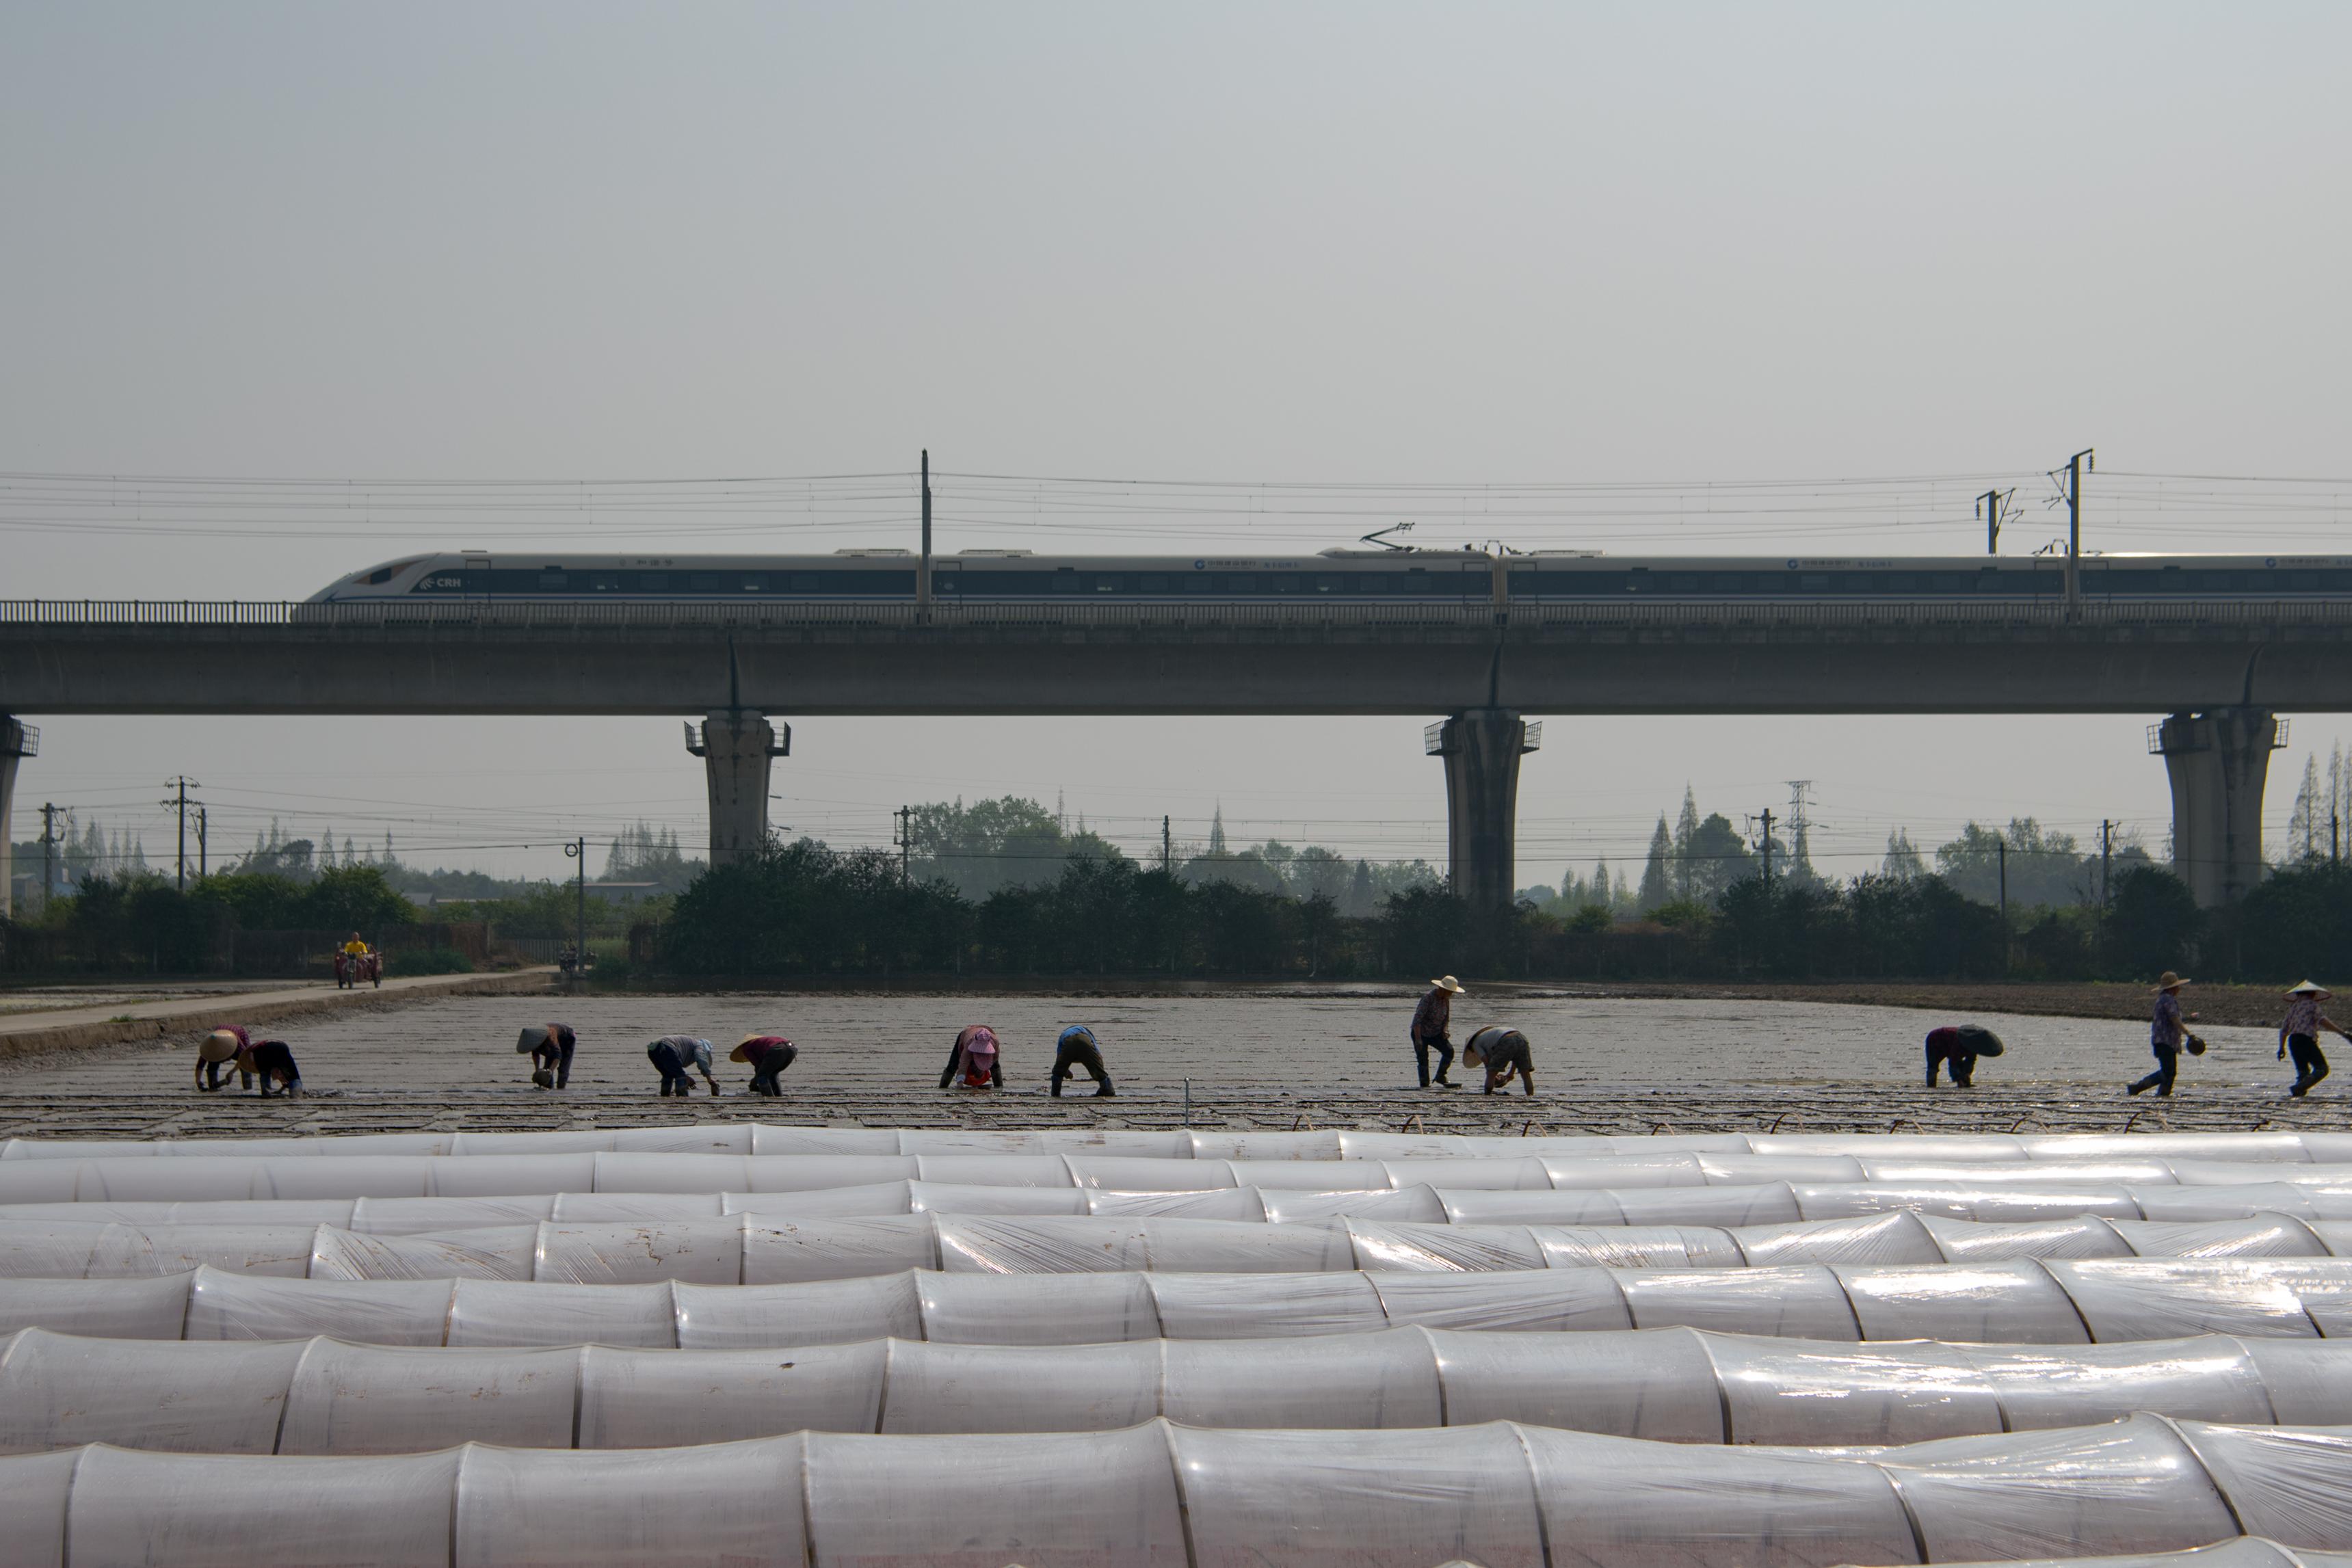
[{"x1": 5, "y1": 4, "x2": 2349, "y2": 887}]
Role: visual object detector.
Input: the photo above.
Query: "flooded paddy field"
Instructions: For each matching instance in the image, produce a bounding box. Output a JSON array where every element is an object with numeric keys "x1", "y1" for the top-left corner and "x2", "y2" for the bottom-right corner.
[{"x1": 0, "y1": 986, "x2": 2334, "y2": 1142}]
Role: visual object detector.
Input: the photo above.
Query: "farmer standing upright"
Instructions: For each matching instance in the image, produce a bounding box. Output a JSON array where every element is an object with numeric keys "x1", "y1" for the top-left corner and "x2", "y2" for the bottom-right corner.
[{"x1": 1410, "y1": 976, "x2": 1464, "y2": 1089}]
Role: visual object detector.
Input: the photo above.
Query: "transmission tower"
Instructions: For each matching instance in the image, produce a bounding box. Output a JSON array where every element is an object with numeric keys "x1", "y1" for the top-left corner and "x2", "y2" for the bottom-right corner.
[{"x1": 1785, "y1": 780, "x2": 1814, "y2": 880}]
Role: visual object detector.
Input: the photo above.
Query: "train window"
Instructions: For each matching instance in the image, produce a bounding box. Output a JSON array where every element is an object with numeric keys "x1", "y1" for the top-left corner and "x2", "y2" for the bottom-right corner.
[
  {"x1": 591, "y1": 574, "x2": 620, "y2": 592},
  {"x1": 739, "y1": 576, "x2": 765, "y2": 592},
  {"x1": 639, "y1": 573, "x2": 668, "y2": 591},
  {"x1": 1669, "y1": 574, "x2": 1700, "y2": 592},
  {"x1": 1141, "y1": 575, "x2": 1169, "y2": 592},
  {"x1": 790, "y1": 574, "x2": 819, "y2": 592},
  {"x1": 1800, "y1": 574, "x2": 1830, "y2": 592},
  {"x1": 1055, "y1": 574, "x2": 1079, "y2": 593},
  {"x1": 1626, "y1": 569, "x2": 1651, "y2": 593},
  {"x1": 1711, "y1": 575, "x2": 1739, "y2": 593},
  {"x1": 1887, "y1": 574, "x2": 1917, "y2": 593},
  {"x1": 936, "y1": 574, "x2": 958, "y2": 593},
  {"x1": 1276, "y1": 574, "x2": 1301, "y2": 592},
  {"x1": 538, "y1": 572, "x2": 569, "y2": 589},
  {"x1": 1229, "y1": 574, "x2": 1255, "y2": 592},
  {"x1": 689, "y1": 574, "x2": 723, "y2": 591},
  {"x1": 1319, "y1": 575, "x2": 1340, "y2": 593},
  {"x1": 1095, "y1": 576, "x2": 1120, "y2": 593}
]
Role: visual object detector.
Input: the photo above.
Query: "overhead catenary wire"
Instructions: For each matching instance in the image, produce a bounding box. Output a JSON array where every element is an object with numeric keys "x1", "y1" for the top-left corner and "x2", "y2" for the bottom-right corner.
[{"x1": 7, "y1": 465, "x2": 2347, "y2": 548}]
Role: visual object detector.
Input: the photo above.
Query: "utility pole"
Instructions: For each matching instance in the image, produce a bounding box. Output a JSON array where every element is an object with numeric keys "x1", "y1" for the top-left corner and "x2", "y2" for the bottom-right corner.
[
  {"x1": 1997, "y1": 836, "x2": 2009, "y2": 972},
  {"x1": 562, "y1": 837, "x2": 587, "y2": 980},
  {"x1": 1162, "y1": 814, "x2": 1172, "y2": 875},
  {"x1": 916, "y1": 451, "x2": 933, "y2": 618},
  {"x1": 1758, "y1": 808, "x2": 1774, "y2": 890},
  {"x1": 895, "y1": 806, "x2": 913, "y2": 886},
  {"x1": 2058, "y1": 448, "x2": 2093, "y2": 617},
  {"x1": 2100, "y1": 819, "x2": 2115, "y2": 909},
  {"x1": 1977, "y1": 488, "x2": 2013, "y2": 556},
  {"x1": 38, "y1": 803, "x2": 60, "y2": 910},
  {"x1": 161, "y1": 777, "x2": 201, "y2": 890}
]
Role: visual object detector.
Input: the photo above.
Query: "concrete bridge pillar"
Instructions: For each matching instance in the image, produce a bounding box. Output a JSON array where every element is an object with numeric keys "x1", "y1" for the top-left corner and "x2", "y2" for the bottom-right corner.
[
  {"x1": 2152, "y1": 706, "x2": 2281, "y2": 907},
  {"x1": 0, "y1": 717, "x2": 34, "y2": 920},
  {"x1": 685, "y1": 710, "x2": 789, "y2": 868},
  {"x1": 1427, "y1": 709, "x2": 1542, "y2": 909}
]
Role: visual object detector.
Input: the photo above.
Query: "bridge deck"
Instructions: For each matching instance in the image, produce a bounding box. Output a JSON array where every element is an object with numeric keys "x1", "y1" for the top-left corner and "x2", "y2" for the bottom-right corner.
[{"x1": 3, "y1": 598, "x2": 2347, "y2": 715}]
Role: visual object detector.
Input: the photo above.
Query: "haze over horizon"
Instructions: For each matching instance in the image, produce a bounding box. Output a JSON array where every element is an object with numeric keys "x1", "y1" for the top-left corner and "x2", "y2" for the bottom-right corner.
[{"x1": 5, "y1": 3, "x2": 2348, "y2": 888}]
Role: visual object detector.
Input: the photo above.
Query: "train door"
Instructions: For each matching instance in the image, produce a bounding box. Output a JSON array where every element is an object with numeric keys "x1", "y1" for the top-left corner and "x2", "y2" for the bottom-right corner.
[{"x1": 461, "y1": 552, "x2": 492, "y2": 601}]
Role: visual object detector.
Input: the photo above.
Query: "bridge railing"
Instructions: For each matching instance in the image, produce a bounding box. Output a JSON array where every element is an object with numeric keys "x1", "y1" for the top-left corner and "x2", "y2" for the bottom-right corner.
[{"x1": 4, "y1": 598, "x2": 2352, "y2": 630}]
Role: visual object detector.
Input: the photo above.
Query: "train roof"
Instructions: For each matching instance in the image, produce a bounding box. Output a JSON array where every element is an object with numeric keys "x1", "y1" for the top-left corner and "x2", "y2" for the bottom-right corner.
[{"x1": 326, "y1": 548, "x2": 2352, "y2": 576}]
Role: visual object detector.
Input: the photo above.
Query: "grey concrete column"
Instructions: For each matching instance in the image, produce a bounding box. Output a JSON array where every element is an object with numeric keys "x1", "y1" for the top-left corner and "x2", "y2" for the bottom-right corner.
[
  {"x1": 2152, "y1": 706, "x2": 2280, "y2": 907},
  {"x1": 685, "y1": 711, "x2": 789, "y2": 867},
  {"x1": 1426, "y1": 709, "x2": 1542, "y2": 909},
  {"x1": 0, "y1": 717, "x2": 34, "y2": 920}
]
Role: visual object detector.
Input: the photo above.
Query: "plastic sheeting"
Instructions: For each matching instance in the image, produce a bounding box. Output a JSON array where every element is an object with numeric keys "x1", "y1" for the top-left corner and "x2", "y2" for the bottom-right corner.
[
  {"x1": 14, "y1": 1257, "x2": 2352, "y2": 1348},
  {"x1": 8, "y1": 1325, "x2": 2343, "y2": 1453},
  {"x1": 15, "y1": 1416, "x2": 2352, "y2": 1566},
  {"x1": 25, "y1": 1147, "x2": 2352, "y2": 1209},
  {"x1": 19, "y1": 1126, "x2": 2352, "y2": 1162},
  {"x1": 12, "y1": 1210, "x2": 2352, "y2": 1284},
  {"x1": 27, "y1": 1181, "x2": 2352, "y2": 1232},
  {"x1": 1899, "y1": 1541, "x2": 2352, "y2": 1568}
]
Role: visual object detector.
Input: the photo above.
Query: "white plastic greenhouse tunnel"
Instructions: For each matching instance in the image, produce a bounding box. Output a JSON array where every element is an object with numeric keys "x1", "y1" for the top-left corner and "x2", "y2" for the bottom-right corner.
[{"x1": 11, "y1": 1127, "x2": 2352, "y2": 1565}]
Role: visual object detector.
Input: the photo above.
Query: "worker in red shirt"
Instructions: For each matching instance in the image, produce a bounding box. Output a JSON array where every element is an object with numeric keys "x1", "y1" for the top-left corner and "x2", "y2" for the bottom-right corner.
[{"x1": 731, "y1": 1034, "x2": 798, "y2": 1096}]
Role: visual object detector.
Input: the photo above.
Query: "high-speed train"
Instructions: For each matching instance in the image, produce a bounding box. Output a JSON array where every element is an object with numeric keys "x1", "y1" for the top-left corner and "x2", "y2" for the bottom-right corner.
[{"x1": 308, "y1": 548, "x2": 2352, "y2": 604}]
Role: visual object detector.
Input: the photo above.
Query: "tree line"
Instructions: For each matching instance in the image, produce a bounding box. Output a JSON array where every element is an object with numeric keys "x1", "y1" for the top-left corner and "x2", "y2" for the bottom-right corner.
[
  {"x1": 16, "y1": 790, "x2": 2352, "y2": 985},
  {"x1": 641, "y1": 832, "x2": 2352, "y2": 985},
  {"x1": 1535, "y1": 788, "x2": 2161, "y2": 917}
]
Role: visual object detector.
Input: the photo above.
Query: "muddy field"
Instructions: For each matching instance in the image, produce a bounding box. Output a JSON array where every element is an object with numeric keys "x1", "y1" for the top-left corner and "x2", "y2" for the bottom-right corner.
[{"x1": 0, "y1": 985, "x2": 2338, "y2": 1143}]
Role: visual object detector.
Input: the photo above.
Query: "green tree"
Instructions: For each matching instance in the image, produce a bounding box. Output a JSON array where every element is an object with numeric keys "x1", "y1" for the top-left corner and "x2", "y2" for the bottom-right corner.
[
  {"x1": 1935, "y1": 819, "x2": 2090, "y2": 909},
  {"x1": 2104, "y1": 866, "x2": 2200, "y2": 979},
  {"x1": 1382, "y1": 886, "x2": 1471, "y2": 977},
  {"x1": 905, "y1": 796, "x2": 1080, "y2": 901},
  {"x1": 2237, "y1": 862, "x2": 2352, "y2": 982},
  {"x1": 1684, "y1": 813, "x2": 1754, "y2": 903},
  {"x1": 298, "y1": 865, "x2": 417, "y2": 933},
  {"x1": 1671, "y1": 789, "x2": 1701, "y2": 900},
  {"x1": 1637, "y1": 816, "x2": 1673, "y2": 911},
  {"x1": 1881, "y1": 829, "x2": 1926, "y2": 880}
]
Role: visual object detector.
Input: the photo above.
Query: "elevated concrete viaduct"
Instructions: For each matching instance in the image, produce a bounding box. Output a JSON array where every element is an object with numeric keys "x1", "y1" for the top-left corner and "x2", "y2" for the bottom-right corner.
[{"x1": 3, "y1": 598, "x2": 2347, "y2": 912}]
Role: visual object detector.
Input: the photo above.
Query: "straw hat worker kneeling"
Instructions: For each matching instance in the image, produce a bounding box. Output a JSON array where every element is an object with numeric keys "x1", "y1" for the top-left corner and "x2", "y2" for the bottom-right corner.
[{"x1": 1462, "y1": 1026, "x2": 1536, "y2": 1097}]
